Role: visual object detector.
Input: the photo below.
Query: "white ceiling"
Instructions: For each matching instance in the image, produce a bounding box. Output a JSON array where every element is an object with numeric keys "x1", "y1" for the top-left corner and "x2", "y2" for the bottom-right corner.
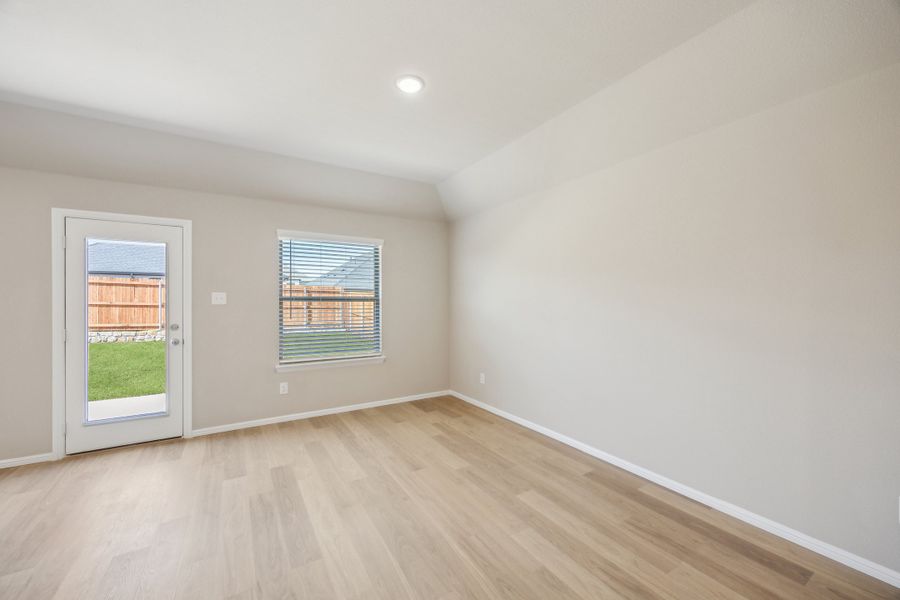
[{"x1": 0, "y1": 0, "x2": 750, "y2": 183}]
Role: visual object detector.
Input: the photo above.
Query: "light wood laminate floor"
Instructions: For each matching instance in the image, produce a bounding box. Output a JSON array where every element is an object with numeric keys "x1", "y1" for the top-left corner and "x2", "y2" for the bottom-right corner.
[{"x1": 0, "y1": 396, "x2": 897, "y2": 599}]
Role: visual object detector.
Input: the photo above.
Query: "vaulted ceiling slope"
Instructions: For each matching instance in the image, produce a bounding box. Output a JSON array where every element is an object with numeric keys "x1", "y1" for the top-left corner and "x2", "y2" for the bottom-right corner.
[
  {"x1": 439, "y1": 0, "x2": 900, "y2": 218},
  {"x1": 0, "y1": 101, "x2": 445, "y2": 220},
  {"x1": 0, "y1": 0, "x2": 750, "y2": 184}
]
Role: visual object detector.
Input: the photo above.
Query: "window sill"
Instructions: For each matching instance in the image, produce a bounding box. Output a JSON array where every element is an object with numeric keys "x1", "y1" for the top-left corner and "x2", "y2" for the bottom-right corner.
[{"x1": 276, "y1": 355, "x2": 385, "y2": 372}]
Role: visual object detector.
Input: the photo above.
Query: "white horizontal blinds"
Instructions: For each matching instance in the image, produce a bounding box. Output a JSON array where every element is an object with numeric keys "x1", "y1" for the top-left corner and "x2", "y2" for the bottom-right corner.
[{"x1": 279, "y1": 236, "x2": 381, "y2": 363}]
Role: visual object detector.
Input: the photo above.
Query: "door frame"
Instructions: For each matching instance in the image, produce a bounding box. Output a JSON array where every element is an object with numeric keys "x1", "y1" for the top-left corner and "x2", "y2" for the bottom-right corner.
[{"x1": 51, "y1": 208, "x2": 193, "y2": 459}]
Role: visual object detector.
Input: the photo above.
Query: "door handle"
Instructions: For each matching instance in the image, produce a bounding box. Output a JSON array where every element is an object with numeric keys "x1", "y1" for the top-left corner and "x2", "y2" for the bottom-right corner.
[
  {"x1": 171, "y1": 338, "x2": 181, "y2": 346},
  {"x1": 170, "y1": 323, "x2": 180, "y2": 331}
]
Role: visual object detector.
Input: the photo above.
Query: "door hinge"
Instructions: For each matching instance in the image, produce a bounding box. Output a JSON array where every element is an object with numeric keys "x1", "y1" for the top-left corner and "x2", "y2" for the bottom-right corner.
[
  {"x1": 64, "y1": 329, "x2": 69, "y2": 343},
  {"x1": 62, "y1": 235, "x2": 67, "y2": 249}
]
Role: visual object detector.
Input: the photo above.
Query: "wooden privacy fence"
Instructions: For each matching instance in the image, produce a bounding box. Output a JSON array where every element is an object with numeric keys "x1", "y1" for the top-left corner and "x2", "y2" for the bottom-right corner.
[
  {"x1": 88, "y1": 279, "x2": 374, "y2": 332},
  {"x1": 88, "y1": 276, "x2": 166, "y2": 331},
  {"x1": 280, "y1": 285, "x2": 375, "y2": 330}
]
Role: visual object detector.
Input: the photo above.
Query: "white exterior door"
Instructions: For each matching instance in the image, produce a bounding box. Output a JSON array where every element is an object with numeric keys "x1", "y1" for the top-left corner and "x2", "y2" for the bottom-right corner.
[{"x1": 65, "y1": 217, "x2": 185, "y2": 453}]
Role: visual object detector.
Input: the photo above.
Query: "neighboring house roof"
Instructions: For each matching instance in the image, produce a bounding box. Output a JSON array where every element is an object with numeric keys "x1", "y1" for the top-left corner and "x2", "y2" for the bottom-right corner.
[
  {"x1": 305, "y1": 253, "x2": 375, "y2": 291},
  {"x1": 88, "y1": 240, "x2": 166, "y2": 276}
]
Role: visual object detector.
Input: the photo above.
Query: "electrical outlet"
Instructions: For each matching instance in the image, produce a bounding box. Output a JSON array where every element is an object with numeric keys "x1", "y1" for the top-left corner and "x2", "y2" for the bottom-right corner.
[
  {"x1": 211, "y1": 292, "x2": 227, "y2": 305},
  {"x1": 279, "y1": 382, "x2": 289, "y2": 395},
  {"x1": 479, "y1": 372, "x2": 485, "y2": 384}
]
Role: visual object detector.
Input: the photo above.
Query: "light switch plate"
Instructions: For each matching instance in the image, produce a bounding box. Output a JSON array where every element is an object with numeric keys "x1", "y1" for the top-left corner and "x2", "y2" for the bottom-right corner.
[{"x1": 211, "y1": 292, "x2": 227, "y2": 305}]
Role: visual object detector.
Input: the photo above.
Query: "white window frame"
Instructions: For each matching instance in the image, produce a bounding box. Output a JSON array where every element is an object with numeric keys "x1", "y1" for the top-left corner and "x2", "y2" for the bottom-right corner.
[{"x1": 275, "y1": 229, "x2": 385, "y2": 372}]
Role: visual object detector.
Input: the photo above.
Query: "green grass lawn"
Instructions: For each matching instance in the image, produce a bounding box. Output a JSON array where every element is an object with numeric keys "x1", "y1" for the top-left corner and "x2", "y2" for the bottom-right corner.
[{"x1": 88, "y1": 341, "x2": 166, "y2": 401}]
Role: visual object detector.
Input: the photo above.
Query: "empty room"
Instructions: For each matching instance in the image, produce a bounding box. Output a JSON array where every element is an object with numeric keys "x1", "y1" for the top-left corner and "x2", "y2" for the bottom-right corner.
[{"x1": 1, "y1": 0, "x2": 899, "y2": 598}]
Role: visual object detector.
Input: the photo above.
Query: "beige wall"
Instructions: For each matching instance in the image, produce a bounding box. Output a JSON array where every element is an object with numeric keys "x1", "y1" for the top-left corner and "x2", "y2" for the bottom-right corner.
[
  {"x1": 448, "y1": 61, "x2": 900, "y2": 573},
  {"x1": 0, "y1": 167, "x2": 449, "y2": 460}
]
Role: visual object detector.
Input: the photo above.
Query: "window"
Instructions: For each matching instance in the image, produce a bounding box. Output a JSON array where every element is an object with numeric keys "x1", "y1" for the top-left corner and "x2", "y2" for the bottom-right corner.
[{"x1": 278, "y1": 231, "x2": 382, "y2": 366}]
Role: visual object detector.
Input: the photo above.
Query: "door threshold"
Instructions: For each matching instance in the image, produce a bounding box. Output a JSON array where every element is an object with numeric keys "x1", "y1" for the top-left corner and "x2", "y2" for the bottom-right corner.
[{"x1": 65, "y1": 435, "x2": 184, "y2": 457}]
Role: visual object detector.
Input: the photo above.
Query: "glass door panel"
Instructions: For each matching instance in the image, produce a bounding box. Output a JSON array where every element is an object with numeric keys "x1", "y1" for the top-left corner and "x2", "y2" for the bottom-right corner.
[{"x1": 85, "y1": 239, "x2": 168, "y2": 422}]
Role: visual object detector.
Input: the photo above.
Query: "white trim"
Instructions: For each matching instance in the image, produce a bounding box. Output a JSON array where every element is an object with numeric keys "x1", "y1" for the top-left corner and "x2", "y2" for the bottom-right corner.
[
  {"x1": 190, "y1": 390, "x2": 449, "y2": 437},
  {"x1": 51, "y1": 208, "x2": 194, "y2": 454},
  {"x1": 276, "y1": 355, "x2": 385, "y2": 372},
  {"x1": 181, "y1": 220, "x2": 194, "y2": 438},
  {"x1": 52, "y1": 208, "x2": 195, "y2": 229},
  {"x1": 51, "y1": 211, "x2": 65, "y2": 460},
  {"x1": 0, "y1": 453, "x2": 56, "y2": 470},
  {"x1": 277, "y1": 229, "x2": 384, "y2": 246},
  {"x1": 449, "y1": 390, "x2": 900, "y2": 589}
]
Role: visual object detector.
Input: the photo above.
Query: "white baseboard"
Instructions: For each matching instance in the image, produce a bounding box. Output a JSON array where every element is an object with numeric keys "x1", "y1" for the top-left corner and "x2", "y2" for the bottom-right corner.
[
  {"x1": 449, "y1": 390, "x2": 900, "y2": 589},
  {"x1": 189, "y1": 390, "x2": 451, "y2": 437},
  {"x1": 0, "y1": 452, "x2": 55, "y2": 470},
  {"x1": 0, "y1": 391, "x2": 451, "y2": 469}
]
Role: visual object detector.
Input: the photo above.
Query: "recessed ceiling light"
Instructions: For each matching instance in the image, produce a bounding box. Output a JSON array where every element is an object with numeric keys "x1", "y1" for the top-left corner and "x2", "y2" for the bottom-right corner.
[{"x1": 396, "y1": 75, "x2": 425, "y2": 94}]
